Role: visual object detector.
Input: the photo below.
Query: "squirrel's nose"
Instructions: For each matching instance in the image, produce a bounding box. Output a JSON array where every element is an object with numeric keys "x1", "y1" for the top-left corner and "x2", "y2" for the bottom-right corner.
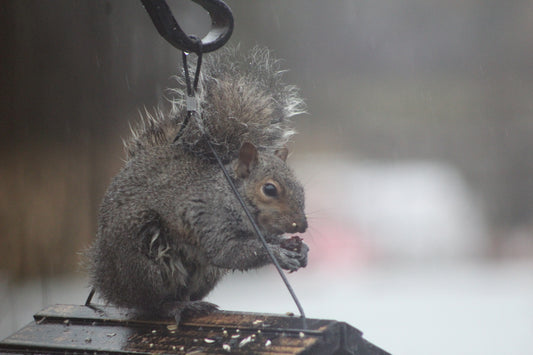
[{"x1": 290, "y1": 217, "x2": 308, "y2": 233}]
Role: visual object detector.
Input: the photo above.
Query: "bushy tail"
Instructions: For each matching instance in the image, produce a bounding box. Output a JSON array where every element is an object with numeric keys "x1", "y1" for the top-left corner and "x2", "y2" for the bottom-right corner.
[{"x1": 125, "y1": 47, "x2": 305, "y2": 162}]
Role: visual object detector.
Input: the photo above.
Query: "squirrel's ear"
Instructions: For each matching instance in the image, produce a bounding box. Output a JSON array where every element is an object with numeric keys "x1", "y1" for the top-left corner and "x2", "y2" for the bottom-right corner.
[
  {"x1": 275, "y1": 147, "x2": 289, "y2": 162},
  {"x1": 236, "y1": 142, "x2": 258, "y2": 178}
]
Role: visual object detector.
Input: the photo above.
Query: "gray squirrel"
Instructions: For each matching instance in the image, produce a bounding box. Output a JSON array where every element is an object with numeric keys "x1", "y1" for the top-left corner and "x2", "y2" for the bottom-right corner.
[{"x1": 87, "y1": 48, "x2": 309, "y2": 323}]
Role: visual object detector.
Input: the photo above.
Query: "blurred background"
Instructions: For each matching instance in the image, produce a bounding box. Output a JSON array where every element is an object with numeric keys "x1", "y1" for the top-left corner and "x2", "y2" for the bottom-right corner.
[{"x1": 1, "y1": 1, "x2": 532, "y2": 354}]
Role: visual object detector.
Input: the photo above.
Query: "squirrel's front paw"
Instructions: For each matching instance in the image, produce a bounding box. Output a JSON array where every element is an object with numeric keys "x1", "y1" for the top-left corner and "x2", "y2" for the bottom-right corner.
[
  {"x1": 272, "y1": 241, "x2": 309, "y2": 272},
  {"x1": 296, "y1": 241, "x2": 309, "y2": 268},
  {"x1": 280, "y1": 236, "x2": 309, "y2": 269}
]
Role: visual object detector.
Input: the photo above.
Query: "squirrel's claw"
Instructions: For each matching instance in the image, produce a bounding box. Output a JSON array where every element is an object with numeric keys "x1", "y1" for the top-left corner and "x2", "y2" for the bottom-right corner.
[{"x1": 165, "y1": 300, "x2": 219, "y2": 325}]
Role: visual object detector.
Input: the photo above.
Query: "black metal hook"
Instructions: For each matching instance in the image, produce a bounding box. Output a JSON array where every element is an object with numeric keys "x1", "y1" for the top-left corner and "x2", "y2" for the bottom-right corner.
[{"x1": 140, "y1": 0, "x2": 234, "y2": 54}]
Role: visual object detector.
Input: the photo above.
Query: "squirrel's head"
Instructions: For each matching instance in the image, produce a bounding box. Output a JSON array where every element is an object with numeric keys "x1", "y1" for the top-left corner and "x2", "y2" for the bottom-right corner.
[{"x1": 234, "y1": 142, "x2": 308, "y2": 236}]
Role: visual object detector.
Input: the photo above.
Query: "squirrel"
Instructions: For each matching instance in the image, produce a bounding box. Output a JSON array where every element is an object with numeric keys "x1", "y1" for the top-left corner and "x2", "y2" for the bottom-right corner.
[{"x1": 87, "y1": 47, "x2": 309, "y2": 323}]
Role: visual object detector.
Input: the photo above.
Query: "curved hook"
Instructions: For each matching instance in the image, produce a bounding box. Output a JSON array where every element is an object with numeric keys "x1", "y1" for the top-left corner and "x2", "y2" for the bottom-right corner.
[{"x1": 140, "y1": 0, "x2": 234, "y2": 53}]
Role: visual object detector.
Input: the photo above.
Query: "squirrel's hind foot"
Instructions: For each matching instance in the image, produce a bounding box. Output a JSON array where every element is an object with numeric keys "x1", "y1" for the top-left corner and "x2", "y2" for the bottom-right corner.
[{"x1": 164, "y1": 300, "x2": 219, "y2": 325}]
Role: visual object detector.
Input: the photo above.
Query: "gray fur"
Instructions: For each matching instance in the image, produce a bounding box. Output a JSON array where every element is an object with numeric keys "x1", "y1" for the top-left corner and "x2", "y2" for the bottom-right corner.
[
  {"x1": 87, "y1": 48, "x2": 308, "y2": 319},
  {"x1": 125, "y1": 46, "x2": 305, "y2": 162}
]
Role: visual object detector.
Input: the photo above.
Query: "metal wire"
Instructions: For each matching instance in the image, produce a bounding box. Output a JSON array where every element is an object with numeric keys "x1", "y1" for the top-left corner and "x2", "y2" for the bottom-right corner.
[
  {"x1": 141, "y1": 0, "x2": 307, "y2": 329},
  {"x1": 206, "y1": 140, "x2": 307, "y2": 329},
  {"x1": 173, "y1": 43, "x2": 202, "y2": 144}
]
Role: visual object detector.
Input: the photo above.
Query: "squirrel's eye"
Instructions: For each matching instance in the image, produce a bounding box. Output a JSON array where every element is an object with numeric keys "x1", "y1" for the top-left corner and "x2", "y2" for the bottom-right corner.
[{"x1": 262, "y1": 183, "x2": 278, "y2": 197}]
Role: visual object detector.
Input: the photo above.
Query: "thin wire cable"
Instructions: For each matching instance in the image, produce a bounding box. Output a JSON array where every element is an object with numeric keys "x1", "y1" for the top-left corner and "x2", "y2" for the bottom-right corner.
[
  {"x1": 206, "y1": 140, "x2": 308, "y2": 329},
  {"x1": 175, "y1": 43, "x2": 307, "y2": 329},
  {"x1": 173, "y1": 44, "x2": 203, "y2": 144}
]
